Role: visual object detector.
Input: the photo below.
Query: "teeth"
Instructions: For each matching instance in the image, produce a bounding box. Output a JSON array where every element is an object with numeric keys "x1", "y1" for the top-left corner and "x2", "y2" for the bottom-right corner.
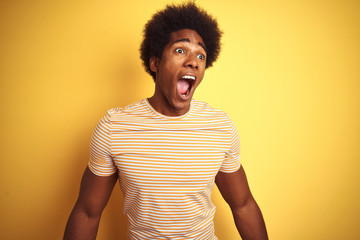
[{"x1": 182, "y1": 75, "x2": 195, "y2": 81}]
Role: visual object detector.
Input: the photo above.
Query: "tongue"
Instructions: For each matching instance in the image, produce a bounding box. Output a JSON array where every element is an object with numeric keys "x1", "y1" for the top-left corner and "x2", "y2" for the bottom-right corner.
[{"x1": 177, "y1": 79, "x2": 190, "y2": 95}]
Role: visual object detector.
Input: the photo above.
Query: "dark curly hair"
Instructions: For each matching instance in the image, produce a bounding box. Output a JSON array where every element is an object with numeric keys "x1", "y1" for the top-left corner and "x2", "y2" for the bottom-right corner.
[{"x1": 140, "y1": 1, "x2": 223, "y2": 81}]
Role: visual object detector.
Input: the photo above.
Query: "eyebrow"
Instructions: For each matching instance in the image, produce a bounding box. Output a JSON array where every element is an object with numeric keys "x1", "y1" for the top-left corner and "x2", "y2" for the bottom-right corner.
[{"x1": 173, "y1": 38, "x2": 207, "y2": 52}]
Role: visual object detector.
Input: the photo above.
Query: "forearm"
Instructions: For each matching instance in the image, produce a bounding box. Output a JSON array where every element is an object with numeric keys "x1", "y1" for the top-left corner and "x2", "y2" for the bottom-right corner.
[
  {"x1": 63, "y1": 204, "x2": 101, "y2": 240},
  {"x1": 232, "y1": 197, "x2": 268, "y2": 240}
]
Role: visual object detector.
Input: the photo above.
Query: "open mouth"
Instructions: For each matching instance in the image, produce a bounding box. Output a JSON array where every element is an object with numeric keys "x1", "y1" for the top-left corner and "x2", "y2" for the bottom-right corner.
[{"x1": 177, "y1": 75, "x2": 195, "y2": 98}]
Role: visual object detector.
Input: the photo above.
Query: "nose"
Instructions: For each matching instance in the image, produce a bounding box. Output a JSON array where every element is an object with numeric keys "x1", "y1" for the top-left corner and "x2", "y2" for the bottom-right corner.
[{"x1": 184, "y1": 53, "x2": 198, "y2": 69}]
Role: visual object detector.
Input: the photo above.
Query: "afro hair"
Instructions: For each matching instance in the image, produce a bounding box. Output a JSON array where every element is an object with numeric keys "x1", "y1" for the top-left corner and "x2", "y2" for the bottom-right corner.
[{"x1": 140, "y1": 1, "x2": 223, "y2": 80}]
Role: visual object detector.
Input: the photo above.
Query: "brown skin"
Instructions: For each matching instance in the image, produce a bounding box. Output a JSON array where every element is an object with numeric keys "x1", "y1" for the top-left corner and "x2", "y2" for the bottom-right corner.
[
  {"x1": 64, "y1": 28, "x2": 268, "y2": 239},
  {"x1": 148, "y1": 29, "x2": 206, "y2": 116},
  {"x1": 216, "y1": 166, "x2": 268, "y2": 240},
  {"x1": 63, "y1": 168, "x2": 118, "y2": 240}
]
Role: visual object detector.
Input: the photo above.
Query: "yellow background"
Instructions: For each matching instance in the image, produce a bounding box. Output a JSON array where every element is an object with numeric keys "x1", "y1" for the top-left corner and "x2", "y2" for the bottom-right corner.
[{"x1": 1, "y1": 0, "x2": 359, "y2": 239}]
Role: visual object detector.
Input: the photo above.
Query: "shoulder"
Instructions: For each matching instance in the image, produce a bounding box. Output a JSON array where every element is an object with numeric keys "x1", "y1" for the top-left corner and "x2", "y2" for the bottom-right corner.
[
  {"x1": 191, "y1": 99, "x2": 232, "y2": 123},
  {"x1": 103, "y1": 99, "x2": 146, "y2": 121}
]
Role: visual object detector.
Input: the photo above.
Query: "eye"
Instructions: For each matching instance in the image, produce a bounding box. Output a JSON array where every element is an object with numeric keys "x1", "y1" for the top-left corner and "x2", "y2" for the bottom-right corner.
[
  {"x1": 175, "y1": 48, "x2": 185, "y2": 54},
  {"x1": 197, "y1": 53, "x2": 206, "y2": 60}
]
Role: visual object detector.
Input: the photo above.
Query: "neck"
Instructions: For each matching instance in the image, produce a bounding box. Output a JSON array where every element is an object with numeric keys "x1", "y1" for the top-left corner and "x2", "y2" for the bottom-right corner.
[{"x1": 147, "y1": 96, "x2": 190, "y2": 117}]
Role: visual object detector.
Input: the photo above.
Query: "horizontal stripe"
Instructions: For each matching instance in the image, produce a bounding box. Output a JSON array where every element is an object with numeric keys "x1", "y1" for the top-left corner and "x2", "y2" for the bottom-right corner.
[{"x1": 88, "y1": 98, "x2": 240, "y2": 239}]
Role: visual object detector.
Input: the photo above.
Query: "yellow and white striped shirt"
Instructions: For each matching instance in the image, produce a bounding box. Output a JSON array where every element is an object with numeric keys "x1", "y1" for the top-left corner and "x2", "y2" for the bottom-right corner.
[{"x1": 88, "y1": 98, "x2": 240, "y2": 239}]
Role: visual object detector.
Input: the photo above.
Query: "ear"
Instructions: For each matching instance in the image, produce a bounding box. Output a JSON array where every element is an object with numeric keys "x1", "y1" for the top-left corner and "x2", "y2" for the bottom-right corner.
[{"x1": 149, "y1": 56, "x2": 160, "y2": 73}]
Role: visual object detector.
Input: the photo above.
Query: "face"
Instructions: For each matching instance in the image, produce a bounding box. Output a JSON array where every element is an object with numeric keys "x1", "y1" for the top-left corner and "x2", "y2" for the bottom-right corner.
[{"x1": 149, "y1": 29, "x2": 207, "y2": 116}]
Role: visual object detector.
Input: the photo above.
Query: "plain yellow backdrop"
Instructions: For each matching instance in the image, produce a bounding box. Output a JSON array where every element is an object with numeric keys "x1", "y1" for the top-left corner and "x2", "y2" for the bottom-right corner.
[{"x1": 1, "y1": 0, "x2": 359, "y2": 239}]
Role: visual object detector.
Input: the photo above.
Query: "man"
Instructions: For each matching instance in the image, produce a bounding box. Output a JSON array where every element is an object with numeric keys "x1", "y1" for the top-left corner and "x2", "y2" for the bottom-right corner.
[{"x1": 64, "y1": 2, "x2": 268, "y2": 239}]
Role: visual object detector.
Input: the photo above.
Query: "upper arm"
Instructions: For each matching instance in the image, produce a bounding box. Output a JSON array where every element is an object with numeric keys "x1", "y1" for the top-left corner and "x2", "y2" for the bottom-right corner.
[
  {"x1": 75, "y1": 110, "x2": 118, "y2": 217},
  {"x1": 75, "y1": 167, "x2": 118, "y2": 218},
  {"x1": 215, "y1": 166, "x2": 253, "y2": 209}
]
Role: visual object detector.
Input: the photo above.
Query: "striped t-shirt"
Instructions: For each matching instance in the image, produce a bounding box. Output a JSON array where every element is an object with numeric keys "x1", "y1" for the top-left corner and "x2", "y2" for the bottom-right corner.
[{"x1": 88, "y1": 98, "x2": 240, "y2": 239}]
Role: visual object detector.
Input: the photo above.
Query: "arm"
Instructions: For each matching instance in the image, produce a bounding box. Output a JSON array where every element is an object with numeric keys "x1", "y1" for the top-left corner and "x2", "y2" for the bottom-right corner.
[
  {"x1": 215, "y1": 166, "x2": 268, "y2": 240},
  {"x1": 64, "y1": 167, "x2": 118, "y2": 240}
]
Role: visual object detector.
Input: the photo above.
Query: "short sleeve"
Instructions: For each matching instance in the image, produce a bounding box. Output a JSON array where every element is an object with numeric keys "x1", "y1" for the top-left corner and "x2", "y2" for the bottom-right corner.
[
  {"x1": 88, "y1": 110, "x2": 117, "y2": 176},
  {"x1": 219, "y1": 119, "x2": 241, "y2": 173}
]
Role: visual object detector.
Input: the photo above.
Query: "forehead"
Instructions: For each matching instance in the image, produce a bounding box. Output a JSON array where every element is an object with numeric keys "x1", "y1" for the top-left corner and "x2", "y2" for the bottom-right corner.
[{"x1": 168, "y1": 29, "x2": 206, "y2": 50}]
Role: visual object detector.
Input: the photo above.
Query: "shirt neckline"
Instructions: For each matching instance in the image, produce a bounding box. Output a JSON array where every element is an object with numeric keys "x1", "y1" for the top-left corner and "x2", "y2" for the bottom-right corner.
[{"x1": 144, "y1": 98, "x2": 192, "y2": 120}]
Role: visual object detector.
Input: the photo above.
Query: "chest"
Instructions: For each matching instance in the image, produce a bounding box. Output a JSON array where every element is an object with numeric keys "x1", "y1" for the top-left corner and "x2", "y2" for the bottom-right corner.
[{"x1": 109, "y1": 122, "x2": 230, "y2": 190}]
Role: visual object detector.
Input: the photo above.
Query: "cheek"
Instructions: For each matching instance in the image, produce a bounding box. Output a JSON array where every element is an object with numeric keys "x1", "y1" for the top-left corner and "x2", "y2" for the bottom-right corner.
[
  {"x1": 198, "y1": 66, "x2": 206, "y2": 79},
  {"x1": 197, "y1": 79, "x2": 203, "y2": 88}
]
